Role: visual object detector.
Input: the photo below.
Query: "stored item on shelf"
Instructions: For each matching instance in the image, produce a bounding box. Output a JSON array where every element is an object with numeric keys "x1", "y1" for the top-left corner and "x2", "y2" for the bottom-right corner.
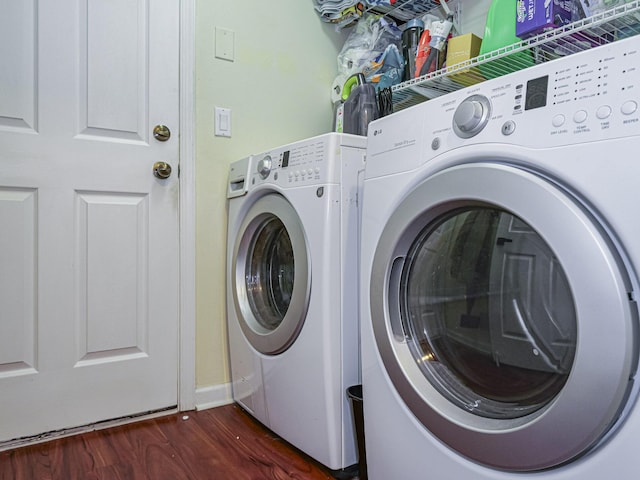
[
  {"x1": 578, "y1": 0, "x2": 635, "y2": 17},
  {"x1": 314, "y1": 1, "x2": 364, "y2": 26},
  {"x1": 363, "y1": 43, "x2": 405, "y2": 90},
  {"x1": 402, "y1": 18, "x2": 425, "y2": 81},
  {"x1": 337, "y1": 14, "x2": 403, "y2": 78},
  {"x1": 479, "y1": 0, "x2": 534, "y2": 79},
  {"x1": 446, "y1": 33, "x2": 484, "y2": 86},
  {"x1": 414, "y1": 29, "x2": 432, "y2": 77},
  {"x1": 413, "y1": 14, "x2": 439, "y2": 77},
  {"x1": 342, "y1": 73, "x2": 380, "y2": 136},
  {"x1": 416, "y1": 16, "x2": 454, "y2": 77},
  {"x1": 331, "y1": 73, "x2": 349, "y2": 132},
  {"x1": 516, "y1": 0, "x2": 573, "y2": 38},
  {"x1": 335, "y1": 73, "x2": 365, "y2": 133},
  {"x1": 377, "y1": 87, "x2": 393, "y2": 117}
]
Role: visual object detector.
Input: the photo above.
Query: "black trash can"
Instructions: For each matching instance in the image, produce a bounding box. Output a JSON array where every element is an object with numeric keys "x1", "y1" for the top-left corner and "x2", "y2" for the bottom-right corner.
[{"x1": 347, "y1": 385, "x2": 367, "y2": 480}]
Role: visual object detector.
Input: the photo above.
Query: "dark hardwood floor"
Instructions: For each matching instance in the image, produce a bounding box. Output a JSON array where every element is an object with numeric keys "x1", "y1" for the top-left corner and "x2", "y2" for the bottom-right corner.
[{"x1": 0, "y1": 404, "x2": 348, "y2": 480}]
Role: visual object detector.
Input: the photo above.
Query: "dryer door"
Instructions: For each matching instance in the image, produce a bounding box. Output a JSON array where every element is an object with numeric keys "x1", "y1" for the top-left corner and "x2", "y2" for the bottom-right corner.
[
  {"x1": 370, "y1": 162, "x2": 638, "y2": 471},
  {"x1": 233, "y1": 193, "x2": 310, "y2": 355}
]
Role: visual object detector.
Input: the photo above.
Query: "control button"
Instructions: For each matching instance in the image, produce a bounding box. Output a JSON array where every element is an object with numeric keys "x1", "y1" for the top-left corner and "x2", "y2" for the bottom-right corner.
[
  {"x1": 455, "y1": 101, "x2": 484, "y2": 131},
  {"x1": 307, "y1": 169, "x2": 313, "y2": 175},
  {"x1": 257, "y1": 155, "x2": 272, "y2": 180},
  {"x1": 288, "y1": 172, "x2": 294, "y2": 179},
  {"x1": 314, "y1": 167, "x2": 320, "y2": 174},
  {"x1": 294, "y1": 171, "x2": 300, "y2": 177},
  {"x1": 552, "y1": 114, "x2": 566, "y2": 128},
  {"x1": 452, "y1": 94, "x2": 492, "y2": 139},
  {"x1": 596, "y1": 105, "x2": 612, "y2": 119},
  {"x1": 431, "y1": 137, "x2": 441, "y2": 150},
  {"x1": 622, "y1": 100, "x2": 638, "y2": 115},
  {"x1": 501, "y1": 120, "x2": 516, "y2": 136},
  {"x1": 573, "y1": 110, "x2": 588, "y2": 124}
]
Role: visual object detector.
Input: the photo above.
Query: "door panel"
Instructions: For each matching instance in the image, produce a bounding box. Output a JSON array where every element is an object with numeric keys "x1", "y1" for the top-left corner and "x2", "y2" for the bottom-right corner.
[
  {"x1": 0, "y1": 189, "x2": 36, "y2": 373},
  {"x1": 0, "y1": 0, "x2": 36, "y2": 132},
  {"x1": 81, "y1": 0, "x2": 148, "y2": 139},
  {"x1": 0, "y1": 0, "x2": 179, "y2": 442},
  {"x1": 76, "y1": 192, "x2": 149, "y2": 362}
]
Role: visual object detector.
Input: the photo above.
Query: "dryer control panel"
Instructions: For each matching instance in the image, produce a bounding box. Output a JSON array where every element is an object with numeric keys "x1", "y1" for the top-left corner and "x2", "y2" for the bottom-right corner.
[
  {"x1": 366, "y1": 35, "x2": 640, "y2": 179},
  {"x1": 434, "y1": 34, "x2": 640, "y2": 149}
]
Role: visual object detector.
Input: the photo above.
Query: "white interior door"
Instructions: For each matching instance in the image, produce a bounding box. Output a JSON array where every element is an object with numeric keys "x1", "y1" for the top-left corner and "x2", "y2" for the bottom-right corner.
[{"x1": 0, "y1": 0, "x2": 180, "y2": 442}]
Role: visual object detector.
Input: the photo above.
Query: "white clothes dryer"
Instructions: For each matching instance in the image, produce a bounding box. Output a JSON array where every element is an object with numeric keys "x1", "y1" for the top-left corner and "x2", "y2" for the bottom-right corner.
[
  {"x1": 360, "y1": 35, "x2": 640, "y2": 478},
  {"x1": 226, "y1": 133, "x2": 366, "y2": 474}
]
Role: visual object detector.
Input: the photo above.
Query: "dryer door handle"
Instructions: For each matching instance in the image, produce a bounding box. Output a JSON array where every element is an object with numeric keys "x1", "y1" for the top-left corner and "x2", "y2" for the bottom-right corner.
[{"x1": 388, "y1": 256, "x2": 407, "y2": 343}]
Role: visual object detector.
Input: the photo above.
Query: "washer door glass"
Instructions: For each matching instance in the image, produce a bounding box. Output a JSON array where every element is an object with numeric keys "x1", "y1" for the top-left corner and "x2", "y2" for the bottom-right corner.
[
  {"x1": 246, "y1": 215, "x2": 295, "y2": 330},
  {"x1": 233, "y1": 194, "x2": 310, "y2": 355},
  {"x1": 402, "y1": 206, "x2": 576, "y2": 419}
]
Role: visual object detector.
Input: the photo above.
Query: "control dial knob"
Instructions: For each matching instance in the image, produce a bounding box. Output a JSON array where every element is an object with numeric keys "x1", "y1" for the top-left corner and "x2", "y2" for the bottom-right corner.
[
  {"x1": 452, "y1": 94, "x2": 492, "y2": 138},
  {"x1": 257, "y1": 155, "x2": 272, "y2": 179}
]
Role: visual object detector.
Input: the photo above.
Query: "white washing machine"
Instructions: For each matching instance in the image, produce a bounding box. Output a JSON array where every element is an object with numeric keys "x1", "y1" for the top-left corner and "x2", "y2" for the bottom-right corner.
[
  {"x1": 226, "y1": 133, "x2": 366, "y2": 473},
  {"x1": 360, "y1": 35, "x2": 640, "y2": 478},
  {"x1": 226, "y1": 154, "x2": 270, "y2": 426}
]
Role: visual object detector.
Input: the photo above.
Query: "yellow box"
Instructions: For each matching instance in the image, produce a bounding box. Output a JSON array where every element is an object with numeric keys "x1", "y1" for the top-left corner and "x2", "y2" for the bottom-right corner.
[{"x1": 446, "y1": 33, "x2": 485, "y2": 87}]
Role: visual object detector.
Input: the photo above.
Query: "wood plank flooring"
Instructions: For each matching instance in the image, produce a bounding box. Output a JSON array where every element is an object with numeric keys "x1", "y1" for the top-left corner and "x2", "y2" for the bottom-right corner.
[{"x1": 0, "y1": 404, "x2": 349, "y2": 480}]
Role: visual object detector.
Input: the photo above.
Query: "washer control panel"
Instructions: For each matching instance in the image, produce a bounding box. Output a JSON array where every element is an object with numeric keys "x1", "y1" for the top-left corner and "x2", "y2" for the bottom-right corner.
[{"x1": 248, "y1": 135, "x2": 346, "y2": 188}]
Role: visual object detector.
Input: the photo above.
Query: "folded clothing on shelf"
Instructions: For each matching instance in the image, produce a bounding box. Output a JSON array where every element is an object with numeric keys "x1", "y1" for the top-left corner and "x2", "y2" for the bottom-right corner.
[{"x1": 314, "y1": 0, "x2": 364, "y2": 25}]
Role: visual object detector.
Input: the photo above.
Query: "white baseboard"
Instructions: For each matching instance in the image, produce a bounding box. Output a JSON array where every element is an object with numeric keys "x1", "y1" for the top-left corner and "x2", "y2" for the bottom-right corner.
[{"x1": 195, "y1": 383, "x2": 233, "y2": 411}]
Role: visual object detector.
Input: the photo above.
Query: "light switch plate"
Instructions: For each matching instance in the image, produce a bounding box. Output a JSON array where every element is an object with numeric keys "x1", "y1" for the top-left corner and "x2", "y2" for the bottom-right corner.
[
  {"x1": 215, "y1": 27, "x2": 235, "y2": 61},
  {"x1": 215, "y1": 107, "x2": 231, "y2": 137}
]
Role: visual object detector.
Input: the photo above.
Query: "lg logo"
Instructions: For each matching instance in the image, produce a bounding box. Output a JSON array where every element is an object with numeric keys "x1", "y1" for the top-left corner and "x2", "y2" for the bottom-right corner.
[{"x1": 373, "y1": 128, "x2": 383, "y2": 136}]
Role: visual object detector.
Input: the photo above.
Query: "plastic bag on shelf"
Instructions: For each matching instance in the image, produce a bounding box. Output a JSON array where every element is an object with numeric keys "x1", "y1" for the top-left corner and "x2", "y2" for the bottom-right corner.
[
  {"x1": 363, "y1": 43, "x2": 404, "y2": 90},
  {"x1": 337, "y1": 13, "x2": 404, "y2": 89}
]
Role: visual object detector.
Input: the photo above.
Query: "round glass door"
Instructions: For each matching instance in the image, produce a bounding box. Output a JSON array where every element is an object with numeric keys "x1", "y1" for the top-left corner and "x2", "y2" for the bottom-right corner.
[
  {"x1": 370, "y1": 163, "x2": 637, "y2": 471},
  {"x1": 246, "y1": 215, "x2": 294, "y2": 331},
  {"x1": 401, "y1": 206, "x2": 576, "y2": 420},
  {"x1": 233, "y1": 194, "x2": 310, "y2": 355}
]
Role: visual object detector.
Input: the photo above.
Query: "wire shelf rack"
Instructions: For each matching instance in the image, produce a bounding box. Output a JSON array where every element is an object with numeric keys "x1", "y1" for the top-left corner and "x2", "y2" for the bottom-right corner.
[
  {"x1": 366, "y1": 0, "x2": 451, "y2": 22},
  {"x1": 325, "y1": 0, "x2": 450, "y2": 28},
  {"x1": 391, "y1": 1, "x2": 640, "y2": 111}
]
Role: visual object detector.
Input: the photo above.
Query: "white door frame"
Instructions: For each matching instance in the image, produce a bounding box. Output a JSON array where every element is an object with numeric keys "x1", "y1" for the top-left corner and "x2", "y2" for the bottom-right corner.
[{"x1": 178, "y1": 0, "x2": 196, "y2": 411}]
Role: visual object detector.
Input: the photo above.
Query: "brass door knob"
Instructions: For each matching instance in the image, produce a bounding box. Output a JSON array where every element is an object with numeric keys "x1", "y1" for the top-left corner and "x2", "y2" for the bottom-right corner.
[
  {"x1": 153, "y1": 161, "x2": 172, "y2": 179},
  {"x1": 153, "y1": 125, "x2": 171, "y2": 142}
]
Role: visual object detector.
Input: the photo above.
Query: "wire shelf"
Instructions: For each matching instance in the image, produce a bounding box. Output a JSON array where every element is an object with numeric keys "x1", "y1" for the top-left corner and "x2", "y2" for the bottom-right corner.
[
  {"x1": 326, "y1": 0, "x2": 450, "y2": 28},
  {"x1": 391, "y1": 1, "x2": 640, "y2": 111},
  {"x1": 366, "y1": 0, "x2": 450, "y2": 22}
]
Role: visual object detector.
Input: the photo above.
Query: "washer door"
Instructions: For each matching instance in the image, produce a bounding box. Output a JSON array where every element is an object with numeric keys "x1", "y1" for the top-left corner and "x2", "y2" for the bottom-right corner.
[
  {"x1": 370, "y1": 163, "x2": 638, "y2": 471},
  {"x1": 233, "y1": 194, "x2": 310, "y2": 355}
]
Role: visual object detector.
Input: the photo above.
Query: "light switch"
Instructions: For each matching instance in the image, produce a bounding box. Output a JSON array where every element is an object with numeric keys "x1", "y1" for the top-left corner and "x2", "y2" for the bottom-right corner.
[
  {"x1": 215, "y1": 27, "x2": 235, "y2": 61},
  {"x1": 215, "y1": 107, "x2": 231, "y2": 137}
]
